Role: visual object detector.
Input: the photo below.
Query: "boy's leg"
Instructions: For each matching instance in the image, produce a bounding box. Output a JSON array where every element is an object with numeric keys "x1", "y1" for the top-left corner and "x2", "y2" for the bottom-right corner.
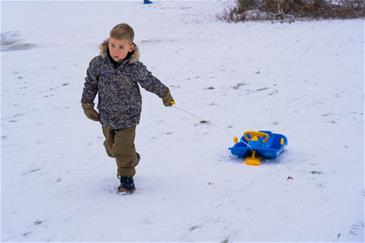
[
  {"x1": 102, "y1": 126, "x2": 115, "y2": 158},
  {"x1": 112, "y1": 126, "x2": 138, "y2": 178}
]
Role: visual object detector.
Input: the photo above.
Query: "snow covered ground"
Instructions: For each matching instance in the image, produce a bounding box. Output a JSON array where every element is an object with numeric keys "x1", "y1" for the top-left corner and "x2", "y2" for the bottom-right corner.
[{"x1": 1, "y1": 0, "x2": 364, "y2": 242}]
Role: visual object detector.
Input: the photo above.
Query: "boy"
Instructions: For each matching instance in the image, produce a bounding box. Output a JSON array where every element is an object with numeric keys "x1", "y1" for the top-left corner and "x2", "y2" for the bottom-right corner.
[{"x1": 81, "y1": 23, "x2": 174, "y2": 193}]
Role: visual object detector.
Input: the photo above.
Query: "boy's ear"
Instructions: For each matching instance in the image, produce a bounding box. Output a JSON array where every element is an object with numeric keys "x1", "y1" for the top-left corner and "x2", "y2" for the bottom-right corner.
[{"x1": 129, "y1": 43, "x2": 135, "y2": 52}]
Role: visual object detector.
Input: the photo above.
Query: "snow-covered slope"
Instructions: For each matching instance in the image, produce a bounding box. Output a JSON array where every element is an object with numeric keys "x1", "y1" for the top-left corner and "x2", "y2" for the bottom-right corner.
[{"x1": 2, "y1": 1, "x2": 364, "y2": 242}]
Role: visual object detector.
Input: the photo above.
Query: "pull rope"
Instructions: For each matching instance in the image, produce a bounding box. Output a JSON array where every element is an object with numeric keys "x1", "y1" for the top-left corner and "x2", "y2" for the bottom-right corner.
[{"x1": 172, "y1": 105, "x2": 252, "y2": 149}]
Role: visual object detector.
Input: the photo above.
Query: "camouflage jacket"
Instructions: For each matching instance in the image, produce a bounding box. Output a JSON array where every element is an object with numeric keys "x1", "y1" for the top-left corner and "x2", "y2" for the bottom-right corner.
[{"x1": 81, "y1": 41, "x2": 169, "y2": 130}]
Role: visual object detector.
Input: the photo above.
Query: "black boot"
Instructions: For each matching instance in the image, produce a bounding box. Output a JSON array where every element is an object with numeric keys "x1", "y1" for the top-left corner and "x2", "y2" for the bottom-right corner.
[
  {"x1": 118, "y1": 176, "x2": 135, "y2": 193},
  {"x1": 136, "y1": 152, "x2": 141, "y2": 166}
]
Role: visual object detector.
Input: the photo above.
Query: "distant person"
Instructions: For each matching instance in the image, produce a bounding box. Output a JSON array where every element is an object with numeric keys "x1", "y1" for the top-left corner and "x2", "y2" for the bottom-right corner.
[
  {"x1": 81, "y1": 23, "x2": 174, "y2": 193},
  {"x1": 144, "y1": 0, "x2": 153, "y2": 4}
]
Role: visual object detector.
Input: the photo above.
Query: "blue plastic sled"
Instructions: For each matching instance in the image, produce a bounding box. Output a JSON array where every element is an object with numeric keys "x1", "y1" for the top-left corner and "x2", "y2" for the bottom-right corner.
[{"x1": 229, "y1": 130, "x2": 288, "y2": 160}]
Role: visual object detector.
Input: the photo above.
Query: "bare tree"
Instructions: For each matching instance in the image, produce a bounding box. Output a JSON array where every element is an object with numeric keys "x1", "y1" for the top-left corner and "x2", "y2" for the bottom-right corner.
[{"x1": 220, "y1": 0, "x2": 365, "y2": 22}]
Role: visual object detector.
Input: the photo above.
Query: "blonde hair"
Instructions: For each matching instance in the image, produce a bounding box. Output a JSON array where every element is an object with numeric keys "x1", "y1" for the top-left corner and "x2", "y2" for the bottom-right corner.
[{"x1": 110, "y1": 23, "x2": 134, "y2": 42}]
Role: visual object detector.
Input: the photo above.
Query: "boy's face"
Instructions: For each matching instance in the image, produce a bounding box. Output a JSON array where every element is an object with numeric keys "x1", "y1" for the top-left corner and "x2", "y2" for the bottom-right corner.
[{"x1": 108, "y1": 37, "x2": 134, "y2": 62}]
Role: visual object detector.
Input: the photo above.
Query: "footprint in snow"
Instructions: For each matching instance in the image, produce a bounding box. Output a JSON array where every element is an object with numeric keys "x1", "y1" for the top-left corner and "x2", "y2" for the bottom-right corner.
[
  {"x1": 189, "y1": 225, "x2": 202, "y2": 231},
  {"x1": 349, "y1": 221, "x2": 364, "y2": 236},
  {"x1": 310, "y1": 170, "x2": 322, "y2": 175},
  {"x1": 22, "y1": 231, "x2": 32, "y2": 237},
  {"x1": 34, "y1": 219, "x2": 43, "y2": 225},
  {"x1": 232, "y1": 82, "x2": 246, "y2": 90}
]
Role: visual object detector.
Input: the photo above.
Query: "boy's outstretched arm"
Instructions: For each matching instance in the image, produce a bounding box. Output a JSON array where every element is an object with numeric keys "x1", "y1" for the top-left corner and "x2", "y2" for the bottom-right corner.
[{"x1": 135, "y1": 62, "x2": 175, "y2": 106}]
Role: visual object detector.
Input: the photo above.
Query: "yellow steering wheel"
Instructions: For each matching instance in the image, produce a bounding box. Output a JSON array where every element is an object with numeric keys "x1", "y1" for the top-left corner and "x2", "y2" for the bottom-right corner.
[{"x1": 244, "y1": 131, "x2": 269, "y2": 143}]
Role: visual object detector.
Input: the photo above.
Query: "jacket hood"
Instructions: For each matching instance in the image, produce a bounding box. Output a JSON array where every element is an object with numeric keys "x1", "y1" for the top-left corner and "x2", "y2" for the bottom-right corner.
[{"x1": 99, "y1": 39, "x2": 140, "y2": 64}]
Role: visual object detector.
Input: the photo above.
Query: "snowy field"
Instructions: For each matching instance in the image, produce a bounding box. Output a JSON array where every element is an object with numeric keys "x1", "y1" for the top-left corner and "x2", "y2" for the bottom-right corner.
[{"x1": 1, "y1": 0, "x2": 364, "y2": 242}]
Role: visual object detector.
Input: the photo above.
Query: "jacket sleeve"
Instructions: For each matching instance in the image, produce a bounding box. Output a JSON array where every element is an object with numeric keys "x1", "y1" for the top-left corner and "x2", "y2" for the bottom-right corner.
[
  {"x1": 134, "y1": 62, "x2": 168, "y2": 98},
  {"x1": 81, "y1": 58, "x2": 99, "y2": 104}
]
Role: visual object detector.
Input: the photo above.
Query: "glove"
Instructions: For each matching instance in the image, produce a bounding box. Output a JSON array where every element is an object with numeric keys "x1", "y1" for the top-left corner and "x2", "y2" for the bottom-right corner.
[
  {"x1": 82, "y1": 103, "x2": 100, "y2": 121},
  {"x1": 162, "y1": 89, "x2": 175, "y2": 107}
]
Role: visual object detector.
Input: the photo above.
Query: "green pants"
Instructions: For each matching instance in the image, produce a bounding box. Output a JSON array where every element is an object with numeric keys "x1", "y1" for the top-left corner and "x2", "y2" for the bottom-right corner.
[{"x1": 102, "y1": 126, "x2": 138, "y2": 177}]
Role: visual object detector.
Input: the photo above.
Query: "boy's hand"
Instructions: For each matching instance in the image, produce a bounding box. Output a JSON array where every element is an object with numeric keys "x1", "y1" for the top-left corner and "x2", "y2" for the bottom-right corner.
[
  {"x1": 162, "y1": 89, "x2": 175, "y2": 107},
  {"x1": 82, "y1": 103, "x2": 100, "y2": 121}
]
